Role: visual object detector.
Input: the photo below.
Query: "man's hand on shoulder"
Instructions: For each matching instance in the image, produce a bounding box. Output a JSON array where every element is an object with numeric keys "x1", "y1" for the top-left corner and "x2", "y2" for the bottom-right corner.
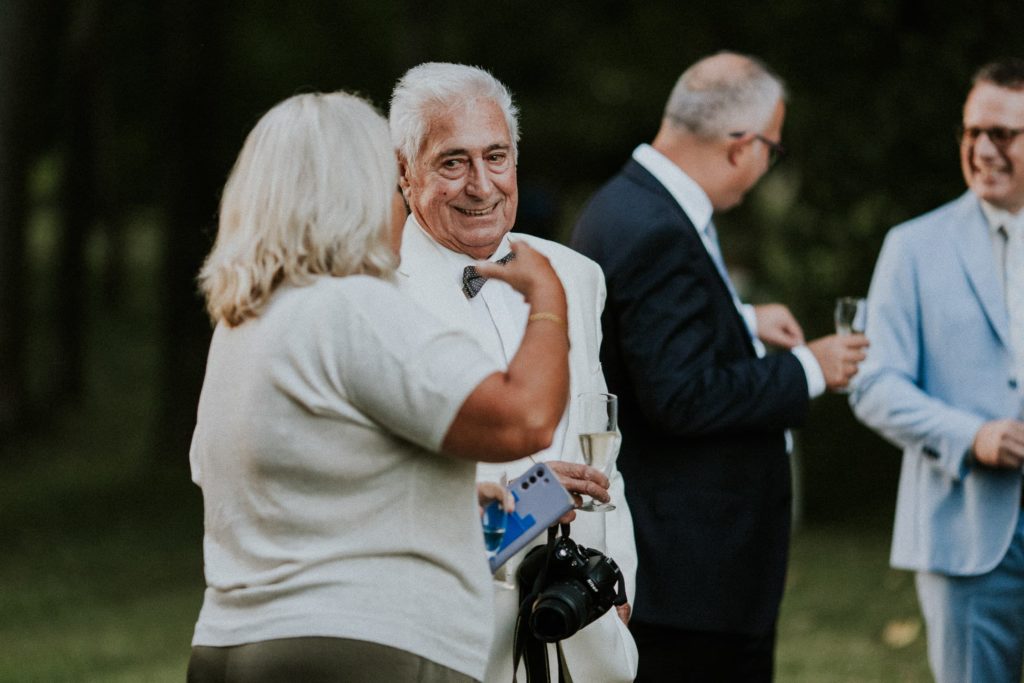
[
  {"x1": 972, "y1": 419, "x2": 1024, "y2": 469},
  {"x1": 754, "y1": 304, "x2": 805, "y2": 348}
]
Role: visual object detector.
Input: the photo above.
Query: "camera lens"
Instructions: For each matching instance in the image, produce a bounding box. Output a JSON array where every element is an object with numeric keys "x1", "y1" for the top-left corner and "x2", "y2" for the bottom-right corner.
[{"x1": 530, "y1": 583, "x2": 591, "y2": 642}]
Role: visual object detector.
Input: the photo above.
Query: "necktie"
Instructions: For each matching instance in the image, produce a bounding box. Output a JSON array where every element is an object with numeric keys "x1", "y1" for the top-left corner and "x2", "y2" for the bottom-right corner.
[
  {"x1": 705, "y1": 220, "x2": 766, "y2": 357},
  {"x1": 1005, "y1": 222, "x2": 1024, "y2": 380},
  {"x1": 704, "y1": 221, "x2": 735, "y2": 297},
  {"x1": 462, "y1": 251, "x2": 516, "y2": 299}
]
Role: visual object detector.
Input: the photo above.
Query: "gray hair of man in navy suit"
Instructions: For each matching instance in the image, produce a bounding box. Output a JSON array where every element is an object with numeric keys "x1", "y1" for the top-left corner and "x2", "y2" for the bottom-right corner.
[
  {"x1": 389, "y1": 62, "x2": 520, "y2": 167},
  {"x1": 972, "y1": 57, "x2": 1024, "y2": 90},
  {"x1": 663, "y1": 51, "x2": 787, "y2": 141}
]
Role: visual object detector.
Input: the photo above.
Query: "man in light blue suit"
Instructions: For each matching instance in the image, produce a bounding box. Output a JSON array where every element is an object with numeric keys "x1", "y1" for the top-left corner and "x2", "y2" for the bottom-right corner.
[{"x1": 852, "y1": 59, "x2": 1024, "y2": 683}]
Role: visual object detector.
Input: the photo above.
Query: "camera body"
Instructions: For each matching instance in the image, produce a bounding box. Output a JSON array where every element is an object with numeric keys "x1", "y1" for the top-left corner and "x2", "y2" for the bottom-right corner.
[{"x1": 517, "y1": 530, "x2": 627, "y2": 642}]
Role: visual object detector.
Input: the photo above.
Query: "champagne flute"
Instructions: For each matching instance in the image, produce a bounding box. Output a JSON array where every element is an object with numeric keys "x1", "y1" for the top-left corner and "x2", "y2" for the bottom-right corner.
[
  {"x1": 577, "y1": 392, "x2": 620, "y2": 512},
  {"x1": 834, "y1": 297, "x2": 866, "y2": 394},
  {"x1": 834, "y1": 297, "x2": 866, "y2": 335}
]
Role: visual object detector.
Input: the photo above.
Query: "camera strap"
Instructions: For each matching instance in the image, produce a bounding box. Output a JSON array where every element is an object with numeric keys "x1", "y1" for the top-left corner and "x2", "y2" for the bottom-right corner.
[{"x1": 511, "y1": 525, "x2": 574, "y2": 683}]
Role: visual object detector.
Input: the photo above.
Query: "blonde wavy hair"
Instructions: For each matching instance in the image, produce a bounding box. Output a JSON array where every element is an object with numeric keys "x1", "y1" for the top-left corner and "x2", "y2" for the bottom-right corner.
[{"x1": 199, "y1": 91, "x2": 398, "y2": 326}]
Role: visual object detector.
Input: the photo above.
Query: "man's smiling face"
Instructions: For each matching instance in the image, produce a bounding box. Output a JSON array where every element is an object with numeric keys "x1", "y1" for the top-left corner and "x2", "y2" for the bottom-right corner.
[
  {"x1": 961, "y1": 82, "x2": 1024, "y2": 213},
  {"x1": 400, "y1": 98, "x2": 518, "y2": 259}
]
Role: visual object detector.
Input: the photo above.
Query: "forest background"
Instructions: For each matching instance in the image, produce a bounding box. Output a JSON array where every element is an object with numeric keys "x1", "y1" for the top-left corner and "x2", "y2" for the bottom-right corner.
[{"x1": 2, "y1": 1, "x2": 1022, "y2": 680}]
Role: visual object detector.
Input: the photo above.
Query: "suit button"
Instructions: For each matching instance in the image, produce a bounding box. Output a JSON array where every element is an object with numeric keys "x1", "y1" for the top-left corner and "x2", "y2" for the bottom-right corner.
[{"x1": 1011, "y1": 379, "x2": 1019, "y2": 390}]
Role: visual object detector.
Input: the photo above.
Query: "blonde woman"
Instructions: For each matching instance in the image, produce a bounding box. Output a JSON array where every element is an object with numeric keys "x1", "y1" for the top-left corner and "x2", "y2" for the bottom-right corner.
[{"x1": 186, "y1": 91, "x2": 588, "y2": 683}]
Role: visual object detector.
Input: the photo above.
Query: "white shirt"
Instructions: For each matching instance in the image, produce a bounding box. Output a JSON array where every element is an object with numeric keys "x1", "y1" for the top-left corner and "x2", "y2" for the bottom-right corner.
[
  {"x1": 980, "y1": 200, "x2": 1024, "y2": 381},
  {"x1": 189, "y1": 276, "x2": 500, "y2": 680},
  {"x1": 632, "y1": 143, "x2": 826, "y2": 398}
]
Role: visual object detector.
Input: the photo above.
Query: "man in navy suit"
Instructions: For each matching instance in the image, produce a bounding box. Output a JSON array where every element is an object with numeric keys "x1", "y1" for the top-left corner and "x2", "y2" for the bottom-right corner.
[
  {"x1": 570, "y1": 51, "x2": 868, "y2": 681},
  {"x1": 851, "y1": 59, "x2": 1024, "y2": 683}
]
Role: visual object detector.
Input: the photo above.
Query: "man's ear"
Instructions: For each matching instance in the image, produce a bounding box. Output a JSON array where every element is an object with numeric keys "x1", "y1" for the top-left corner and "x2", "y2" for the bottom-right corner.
[
  {"x1": 725, "y1": 134, "x2": 751, "y2": 168},
  {"x1": 397, "y1": 154, "x2": 412, "y2": 194}
]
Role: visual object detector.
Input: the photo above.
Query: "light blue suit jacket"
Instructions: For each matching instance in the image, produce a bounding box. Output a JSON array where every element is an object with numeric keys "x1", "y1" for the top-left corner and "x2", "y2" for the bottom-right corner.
[{"x1": 851, "y1": 191, "x2": 1024, "y2": 576}]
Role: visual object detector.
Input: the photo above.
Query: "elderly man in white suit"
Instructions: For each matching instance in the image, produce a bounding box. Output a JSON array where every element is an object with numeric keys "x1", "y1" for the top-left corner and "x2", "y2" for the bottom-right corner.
[
  {"x1": 852, "y1": 59, "x2": 1024, "y2": 683},
  {"x1": 390, "y1": 62, "x2": 638, "y2": 683}
]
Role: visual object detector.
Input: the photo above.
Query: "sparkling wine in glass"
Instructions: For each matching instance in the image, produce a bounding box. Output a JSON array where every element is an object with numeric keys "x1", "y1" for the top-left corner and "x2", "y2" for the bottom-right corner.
[
  {"x1": 577, "y1": 392, "x2": 620, "y2": 513},
  {"x1": 834, "y1": 297, "x2": 867, "y2": 394},
  {"x1": 834, "y1": 297, "x2": 866, "y2": 335}
]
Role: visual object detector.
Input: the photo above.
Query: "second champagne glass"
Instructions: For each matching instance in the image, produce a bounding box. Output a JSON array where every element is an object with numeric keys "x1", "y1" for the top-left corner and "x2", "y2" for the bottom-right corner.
[
  {"x1": 834, "y1": 297, "x2": 867, "y2": 394},
  {"x1": 834, "y1": 297, "x2": 866, "y2": 335},
  {"x1": 577, "y1": 392, "x2": 620, "y2": 512}
]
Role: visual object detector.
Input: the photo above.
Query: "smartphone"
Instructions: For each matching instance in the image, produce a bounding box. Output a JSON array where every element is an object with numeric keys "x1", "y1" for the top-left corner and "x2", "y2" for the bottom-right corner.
[{"x1": 485, "y1": 462, "x2": 574, "y2": 573}]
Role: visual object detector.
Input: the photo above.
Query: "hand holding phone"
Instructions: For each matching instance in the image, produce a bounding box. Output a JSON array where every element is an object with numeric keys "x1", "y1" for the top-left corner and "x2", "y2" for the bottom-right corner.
[{"x1": 482, "y1": 462, "x2": 573, "y2": 573}]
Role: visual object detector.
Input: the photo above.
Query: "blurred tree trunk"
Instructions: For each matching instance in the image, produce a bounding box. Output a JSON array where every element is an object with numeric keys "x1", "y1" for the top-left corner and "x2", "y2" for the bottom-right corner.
[
  {"x1": 0, "y1": 0, "x2": 64, "y2": 438},
  {"x1": 53, "y1": 1, "x2": 102, "y2": 402},
  {"x1": 0, "y1": 7, "x2": 31, "y2": 437},
  {"x1": 153, "y1": 0, "x2": 228, "y2": 465}
]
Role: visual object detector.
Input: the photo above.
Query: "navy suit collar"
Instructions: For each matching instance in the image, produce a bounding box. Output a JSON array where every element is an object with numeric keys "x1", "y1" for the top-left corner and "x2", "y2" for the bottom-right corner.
[
  {"x1": 621, "y1": 159, "x2": 691, "y2": 220},
  {"x1": 620, "y1": 159, "x2": 757, "y2": 357}
]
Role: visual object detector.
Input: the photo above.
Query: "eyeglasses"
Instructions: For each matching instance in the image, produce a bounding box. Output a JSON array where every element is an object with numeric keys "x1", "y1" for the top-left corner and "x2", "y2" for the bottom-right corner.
[
  {"x1": 729, "y1": 131, "x2": 786, "y2": 168},
  {"x1": 959, "y1": 126, "x2": 1024, "y2": 150}
]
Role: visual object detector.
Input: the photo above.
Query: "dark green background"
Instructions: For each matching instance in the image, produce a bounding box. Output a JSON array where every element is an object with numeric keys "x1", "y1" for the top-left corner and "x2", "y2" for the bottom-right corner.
[{"x1": 3, "y1": 0, "x2": 1022, "y2": 522}]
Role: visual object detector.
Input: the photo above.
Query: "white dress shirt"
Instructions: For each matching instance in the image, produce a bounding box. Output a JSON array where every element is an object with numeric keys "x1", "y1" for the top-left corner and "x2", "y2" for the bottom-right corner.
[{"x1": 980, "y1": 201, "x2": 1024, "y2": 382}]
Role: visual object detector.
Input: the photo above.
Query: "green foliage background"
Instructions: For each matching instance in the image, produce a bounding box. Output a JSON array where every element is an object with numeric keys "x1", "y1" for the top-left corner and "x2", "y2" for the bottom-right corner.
[{"x1": 4, "y1": 1, "x2": 1024, "y2": 679}]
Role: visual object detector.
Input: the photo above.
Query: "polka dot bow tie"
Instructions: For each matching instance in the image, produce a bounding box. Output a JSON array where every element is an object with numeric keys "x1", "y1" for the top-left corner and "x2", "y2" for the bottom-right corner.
[{"x1": 461, "y1": 251, "x2": 516, "y2": 299}]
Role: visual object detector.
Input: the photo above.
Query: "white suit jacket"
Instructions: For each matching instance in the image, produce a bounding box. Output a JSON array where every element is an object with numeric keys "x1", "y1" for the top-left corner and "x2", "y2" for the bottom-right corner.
[
  {"x1": 851, "y1": 191, "x2": 1024, "y2": 575},
  {"x1": 397, "y1": 217, "x2": 638, "y2": 683}
]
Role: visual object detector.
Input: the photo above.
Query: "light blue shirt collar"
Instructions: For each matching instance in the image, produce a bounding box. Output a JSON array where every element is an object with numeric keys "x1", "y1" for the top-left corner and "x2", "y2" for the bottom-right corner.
[{"x1": 980, "y1": 200, "x2": 1024, "y2": 236}]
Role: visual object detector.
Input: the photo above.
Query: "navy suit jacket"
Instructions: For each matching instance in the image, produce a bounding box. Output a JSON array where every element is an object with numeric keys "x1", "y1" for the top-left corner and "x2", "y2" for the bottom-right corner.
[{"x1": 570, "y1": 158, "x2": 810, "y2": 635}]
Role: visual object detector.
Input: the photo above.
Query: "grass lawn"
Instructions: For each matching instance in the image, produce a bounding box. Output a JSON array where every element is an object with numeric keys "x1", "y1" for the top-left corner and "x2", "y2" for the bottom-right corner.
[
  {"x1": 777, "y1": 524, "x2": 929, "y2": 682},
  {"x1": 2, "y1": 218, "x2": 931, "y2": 679},
  {"x1": 2, "y1": 408, "x2": 932, "y2": 682}
]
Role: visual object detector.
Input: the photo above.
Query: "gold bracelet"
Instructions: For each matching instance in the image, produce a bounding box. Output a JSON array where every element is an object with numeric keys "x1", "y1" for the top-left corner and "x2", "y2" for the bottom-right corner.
[{"x1": 528, "y1": 312, "x2": 566, "y2": 326}]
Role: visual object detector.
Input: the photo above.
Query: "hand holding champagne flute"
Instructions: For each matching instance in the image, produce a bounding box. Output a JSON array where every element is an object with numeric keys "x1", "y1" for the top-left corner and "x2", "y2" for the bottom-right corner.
[
  {"x1": 577, "y1": 393, "x2": 620, "y2": 512},
  {"x1": 833, "y1": 297, "x2": 867, "y2": 394}
]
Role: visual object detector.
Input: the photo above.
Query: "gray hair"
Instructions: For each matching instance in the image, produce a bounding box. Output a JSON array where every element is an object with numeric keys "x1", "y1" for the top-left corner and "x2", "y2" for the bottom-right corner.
[
  {"x1": 664, "y1": 51, "x2": 787, "y2": 139},
  {"x1": 200, "y1": 91, "x2": 397, "y2": 326},
  {"x1": 973, "y1": 58, "x2": 1024, "y2": 91},
  {"x1": 389, "y1": 62, "x2": 520, "y2": 166}
]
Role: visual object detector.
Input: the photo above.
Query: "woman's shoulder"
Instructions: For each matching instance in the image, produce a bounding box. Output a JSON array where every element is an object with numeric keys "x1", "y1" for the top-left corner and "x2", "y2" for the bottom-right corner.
[
  {"x1": 264, "y1": 276, "x2": 407, "y2": 328},
  {"x1": 300, "y1": 274, "x2": 437, "y2": 331},
  {"x1": 303, "y1": 274, "x2": 402, "y2": 304}
]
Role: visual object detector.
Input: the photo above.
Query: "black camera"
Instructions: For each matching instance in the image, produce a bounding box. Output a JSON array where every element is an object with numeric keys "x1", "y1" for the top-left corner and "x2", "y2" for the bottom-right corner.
[{"x1": 516, "y1": 526, "x2": 627, "y2": 642}]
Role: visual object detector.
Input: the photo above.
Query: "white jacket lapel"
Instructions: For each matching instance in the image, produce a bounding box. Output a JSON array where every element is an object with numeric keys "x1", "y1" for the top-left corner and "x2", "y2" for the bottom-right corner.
[{"x1": 397, "y1": 218, "x2": 476, "y2": 330}]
